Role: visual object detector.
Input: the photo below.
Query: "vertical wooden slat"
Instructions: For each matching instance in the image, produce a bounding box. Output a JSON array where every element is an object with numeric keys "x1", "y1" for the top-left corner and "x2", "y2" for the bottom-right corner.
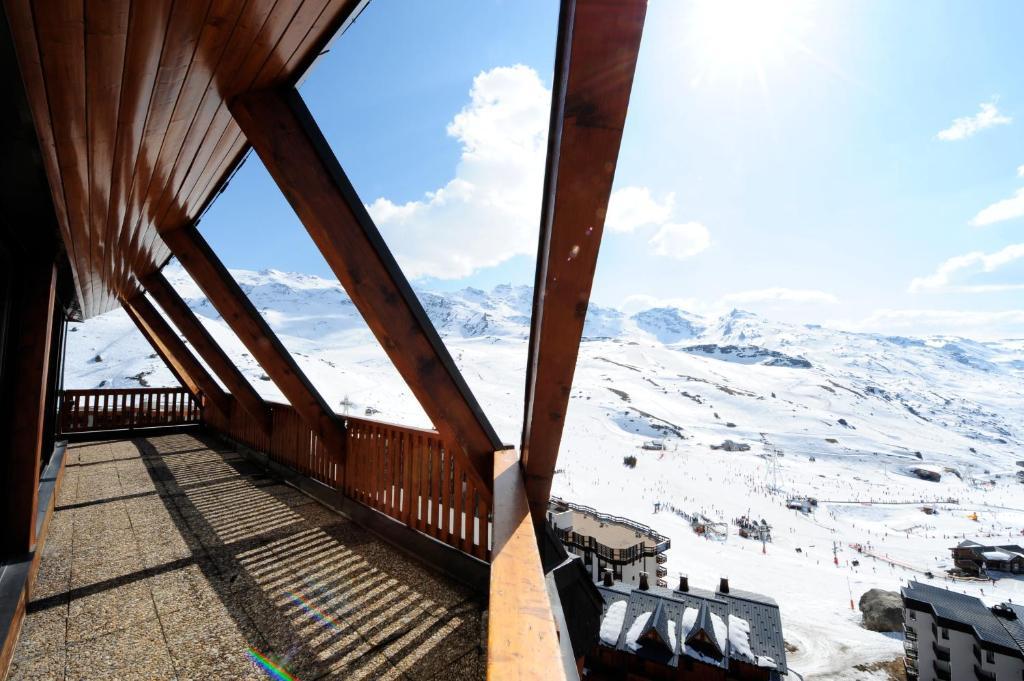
[{"x1": 453, "y1": 455, "x2": 464, "y2": 551}]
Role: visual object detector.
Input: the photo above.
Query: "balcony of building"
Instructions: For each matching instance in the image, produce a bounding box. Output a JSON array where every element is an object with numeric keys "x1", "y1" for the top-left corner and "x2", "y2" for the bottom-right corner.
[
  {"x1": 8, "y1": 432, "x2": 483, "y2": 679},
  {"x1": 0, "y1": 0, "x2": 648, "y2": 678}
]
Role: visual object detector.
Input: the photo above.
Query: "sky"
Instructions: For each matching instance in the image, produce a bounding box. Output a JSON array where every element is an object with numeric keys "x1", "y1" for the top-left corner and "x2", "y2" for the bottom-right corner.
[{"x1": 196, "y1": 0, "x2": 1024, "y2": 339}]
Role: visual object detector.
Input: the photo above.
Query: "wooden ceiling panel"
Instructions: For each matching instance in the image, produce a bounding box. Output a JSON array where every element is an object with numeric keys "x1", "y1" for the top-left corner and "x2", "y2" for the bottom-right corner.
[{"x1": 4, "y1": 0, "x2": 365, "y2": 318}]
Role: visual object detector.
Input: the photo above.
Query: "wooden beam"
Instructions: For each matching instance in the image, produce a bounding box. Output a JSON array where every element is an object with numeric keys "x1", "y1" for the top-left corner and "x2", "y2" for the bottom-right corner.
[
  {"x1": 2, "y1": 260, "x2": 57, "y2": 555},
  {"x1": 120, "y1": 292, "x2": 230, "y2": 418},
  {"x1": 159, "y1": 224, "x2": 345, "y2": 455},
  {"x1": 142, "y1": 269, "x2": 271, "y2": 434},
  {"x1": 488, "y1": 449, "x2": 566, "y2": 680},
  {"x1": 120, "y1": 301, "x2": 191, "y2": 394},
  {"x1": 521, "y1": 0, "x2": 647, "y2": 521},
  {"x1": 230, "y1": 87, "x2": 501, "y2": 494}
]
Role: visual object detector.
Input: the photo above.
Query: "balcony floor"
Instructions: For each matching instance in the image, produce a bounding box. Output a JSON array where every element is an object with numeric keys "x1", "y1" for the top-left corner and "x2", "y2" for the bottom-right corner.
[{"x1": 9, "y1": 433, "x2": 485, "y2": 680}]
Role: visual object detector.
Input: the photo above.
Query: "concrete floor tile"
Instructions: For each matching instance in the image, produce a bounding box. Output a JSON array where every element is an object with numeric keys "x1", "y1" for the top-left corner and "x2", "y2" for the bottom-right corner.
[
  {"x1": 66, "y1": 578, "x2": 156, "y2": 643},
  {"x1": 65, "y1": 615, "x2": 176, "y2": 681}
]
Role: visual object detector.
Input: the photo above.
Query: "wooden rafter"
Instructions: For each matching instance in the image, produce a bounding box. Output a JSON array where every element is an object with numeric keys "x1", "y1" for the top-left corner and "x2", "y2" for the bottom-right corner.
[
  {"x1": 121, "y1": 292, "x2": 230, "y2": 418},
  {"x1": 159, "y1": 224, "x2": 346, "y2": 456},
  {"x1": 521, "y1": 0, "x2": 648, "y2": 521},
  {"x1": 142, "y1": 269, "x2": 271, "y2": 434},
  {"x1": 230, "y1": 88, "x2": 503, "y2": 493}
]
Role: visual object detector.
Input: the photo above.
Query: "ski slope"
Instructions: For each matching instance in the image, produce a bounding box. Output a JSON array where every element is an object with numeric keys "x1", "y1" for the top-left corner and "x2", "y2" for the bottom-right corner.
[{"x1": 66, "y1": 266, "x2": 1024, "y2": 679}]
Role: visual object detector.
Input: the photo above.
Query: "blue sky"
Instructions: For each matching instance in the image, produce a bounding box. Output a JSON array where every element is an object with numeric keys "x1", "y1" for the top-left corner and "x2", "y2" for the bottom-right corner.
[{"x1": 197, "y1": 0, "x2": 1024, "y2": 338}]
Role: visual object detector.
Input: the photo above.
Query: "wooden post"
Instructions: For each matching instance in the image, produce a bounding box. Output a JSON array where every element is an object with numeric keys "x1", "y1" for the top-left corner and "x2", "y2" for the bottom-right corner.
[
  {"x1": 230, "y1": 88, "x2": 500, "y2": 495},
  {"x1": 521, "y1": 0, "x2": 647, "y2": 522},
  {"x1": 142, "y1": 269, "x2": 271, "y2": 434},
  {"x1": 120, "y1": 293, "x2": 230, "y2": 417},
  {"x1": 159, "y1": 224, "x2": 345, "y2": 457},
  {"x1": 488, "y1": 449, "x2": 566, "y2": 680},
  {"x1": 2, "y1": 260, "x2": 57, "y2": 555}
]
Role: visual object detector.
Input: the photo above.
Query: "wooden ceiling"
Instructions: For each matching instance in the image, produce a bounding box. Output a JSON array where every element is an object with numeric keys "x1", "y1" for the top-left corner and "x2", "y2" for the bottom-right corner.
[{"x1": 4, "y1": 0, "x2": 366, "y2": 319}]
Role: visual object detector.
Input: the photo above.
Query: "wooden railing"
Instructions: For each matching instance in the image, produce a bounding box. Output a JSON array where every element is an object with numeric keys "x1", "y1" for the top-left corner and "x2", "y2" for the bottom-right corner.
[
  {"x1": 345, "y1": 418, "x2": 491, "y2": 561},
  {"x1": 203, "y1": 395, "x2": 492, "y2": 560},
  {"x1": 59, "y1": 388, "x2": 201, "y2": 433}
]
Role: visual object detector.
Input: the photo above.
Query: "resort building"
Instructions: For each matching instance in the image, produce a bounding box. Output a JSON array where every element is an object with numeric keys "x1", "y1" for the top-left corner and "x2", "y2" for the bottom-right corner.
[
  {"x1": 901, "y1": 581, "x2": 1024, "y2": 681},
  {"x1": 548, "y1": 496, "x2": 672, "y2": 586},
  {"x1": 951, "y1": 540, "x2": 1024, "y2": 577},
  {"x1": 589, "y1": 574, "x2": 788, "y2": 680}
]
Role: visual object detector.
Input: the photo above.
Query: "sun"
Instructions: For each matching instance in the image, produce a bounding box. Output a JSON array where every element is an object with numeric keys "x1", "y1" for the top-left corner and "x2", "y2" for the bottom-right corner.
[{"x1": 686, "y1": 0, "x2": 815, "y2": 88}]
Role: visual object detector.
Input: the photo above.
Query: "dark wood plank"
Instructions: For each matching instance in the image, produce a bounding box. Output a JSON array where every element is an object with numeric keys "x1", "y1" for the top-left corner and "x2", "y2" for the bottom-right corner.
[
  {"x1": 488, "y1": 448, "x2": 564, "y2": 679},
  {"x1": 142, "y1": 269, "x2": 271, "y2": 433},
  {"x1": 84, "y1": 0, "x2": 129, "y2": 306},
  {"x1": 121, "y1": 292, "x2": 230, "y2": 418},
  {"x1": 230, "y1": 88, "x2": 501, "y2": 495},
  {"x1": 159, "y1": 224, "x2": 346, "y2": 456},
  {"x1": 521, "y1": 0, "x2": 647, "y2": 521},
  {"x1": 121, "y1": 0, "x2": 212, "y2": 285},
  {"x1": 1, "y1": 261, "x2": 56, "y2": 555},
  {"x1": 30, "y1": 0, "x2": 95, "y2": 315}
]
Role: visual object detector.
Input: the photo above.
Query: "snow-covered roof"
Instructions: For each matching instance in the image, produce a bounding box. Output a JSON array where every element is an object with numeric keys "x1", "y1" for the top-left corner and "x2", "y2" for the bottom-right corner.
[
  {"x1": 982, "y1": 550, "x2": 1014, "y2": 561},
  {"x1": 596, "y1": 581, "x2": 787, "y2": 674}
]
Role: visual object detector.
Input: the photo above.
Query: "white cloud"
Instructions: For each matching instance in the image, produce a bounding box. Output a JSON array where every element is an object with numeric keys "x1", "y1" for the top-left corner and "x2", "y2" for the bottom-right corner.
[
  {"x1": 720, "y1": 288, "x2": 838, "y2": 305},
  {"x1": 648, "y1": 222, "x2": 711, "y2": 259},
  {"x1": 367, "y1": 65, "x2": 686, "y2": 279},
  {"x1": 367, "y1": 65, "x2": 550, "y2": 279},
  {"x1": 605, "y1": 187, "x2": 675, "y2": 233},
  {"x1": 909, "y1": 243, "x2": 1024, "y2": 293},
  {"x1": 1017, "y1": 164, "x2": 1024, "y2": 178},
  {"x1": 970, "y1": 187, "x2": 1024, "y2": 227},
  {"x1": 620, "y1": 293, "x2": 701, "y2": 315},
  {"x1": 936, "y1": 100, "x2": 1011, "y2": 141},
  {"x1": 832, "y1": 308, "x2": 1024, "y2": 339}
]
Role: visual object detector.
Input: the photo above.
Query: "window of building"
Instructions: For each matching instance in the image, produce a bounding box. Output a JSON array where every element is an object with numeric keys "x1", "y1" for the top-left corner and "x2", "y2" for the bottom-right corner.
[
  {"x1": 909, "y1": 610, "x2": 916, "y2": 620},
  {"x1": 973, "y1": 644, "x2": 981, "y2": 662},
  {"x1": 940, "y1": 627, "x2": 948, "y2": 640},
  {"x1": 985, "y1": 650, "x2": 994, "y2": 664}
]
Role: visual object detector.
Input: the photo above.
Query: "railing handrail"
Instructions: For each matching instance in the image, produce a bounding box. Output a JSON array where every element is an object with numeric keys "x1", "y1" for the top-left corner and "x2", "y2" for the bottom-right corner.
[
  {"x1": 61, "y1": 386, "x2": 193, "y2": 395},
  {"x1": 58, "y1": 387, "x2": 201, "y2": 434},
  {"x1": 261, "y1": 398, "x2": 444, "y2": 438}
]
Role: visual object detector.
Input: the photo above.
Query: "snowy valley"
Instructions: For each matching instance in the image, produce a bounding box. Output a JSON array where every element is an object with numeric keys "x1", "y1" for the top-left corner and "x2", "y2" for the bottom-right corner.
[{"x1": 66, "y1": 266, "x2": 1024, "y2": 680}]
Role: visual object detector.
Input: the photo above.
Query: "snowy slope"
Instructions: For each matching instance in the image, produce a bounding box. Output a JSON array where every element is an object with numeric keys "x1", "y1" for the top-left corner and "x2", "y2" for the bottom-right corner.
[{"x1": 66, "y1": 266, "x2": 1024, "y2": 679}]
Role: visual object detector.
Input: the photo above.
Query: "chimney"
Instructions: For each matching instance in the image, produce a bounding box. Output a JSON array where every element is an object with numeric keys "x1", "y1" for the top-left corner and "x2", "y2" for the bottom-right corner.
[
  {"x1": 603, "y1": 570, "x2": 614, "y2": 587},
  {"x1": 719, "y1": 577, "x2": 730, "y2": 594},
  {"x1": 678, "y1": 574, "x2": 689, "y2": 592},
  {"x1": 639, "y1": 572, "x2": 650, "y2": 591}
]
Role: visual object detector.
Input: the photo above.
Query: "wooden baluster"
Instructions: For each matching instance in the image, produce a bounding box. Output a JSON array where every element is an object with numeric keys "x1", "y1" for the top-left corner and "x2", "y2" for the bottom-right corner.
[
  {"x1": 402, "y1": 432, "x2": 413, "y2": 525},
  {"x1": 440, "y1": 445, "x2": 452, "y2": 543},
  {"x1": 475, "y1": 492, "x2": 489, "y2": 561},
  {"x1": 389, "y1": 428, "x2": 399, "y2": 517},
  {"x1": 453, "y1": 456, "x2": 464, "y2": 551}
]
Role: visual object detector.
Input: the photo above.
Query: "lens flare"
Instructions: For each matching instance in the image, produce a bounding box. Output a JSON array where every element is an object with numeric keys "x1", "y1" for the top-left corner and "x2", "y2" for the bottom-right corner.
[
  {"x1": 285, "y1": 589, "x2": 345, "y2": 632},
  {"x1": 246, "y1": 647, "x2": 296, "y2": 681}
]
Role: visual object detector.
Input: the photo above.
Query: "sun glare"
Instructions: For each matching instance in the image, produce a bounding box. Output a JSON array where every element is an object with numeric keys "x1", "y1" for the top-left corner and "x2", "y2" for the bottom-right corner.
[{"x1": 687, "y1": 0, "x2": 814, "y2": 88}]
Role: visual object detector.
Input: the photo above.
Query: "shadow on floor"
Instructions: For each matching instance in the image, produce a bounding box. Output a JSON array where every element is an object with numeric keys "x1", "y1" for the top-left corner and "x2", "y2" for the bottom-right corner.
[{"x1": 12, "y1": 433, "x2": 485, "y2": 680}]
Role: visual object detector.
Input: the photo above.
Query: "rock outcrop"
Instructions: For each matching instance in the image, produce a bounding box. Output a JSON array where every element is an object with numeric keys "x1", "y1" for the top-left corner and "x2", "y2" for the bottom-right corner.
[{"x1": 858, "y1": 589, "x2": 903, "y2": 632}]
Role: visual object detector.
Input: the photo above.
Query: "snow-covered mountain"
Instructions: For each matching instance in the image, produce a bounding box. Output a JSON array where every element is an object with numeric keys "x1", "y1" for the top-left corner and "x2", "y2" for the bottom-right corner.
[{"x1": 66, "y1": 266, "x2": 1024, "y2": 679}]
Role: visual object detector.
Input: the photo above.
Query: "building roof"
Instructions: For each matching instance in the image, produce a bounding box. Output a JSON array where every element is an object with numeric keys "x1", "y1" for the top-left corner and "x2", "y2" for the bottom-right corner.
[
  {"x1": 953, "y1": 541, "x2": 1024, "y2": 563},
  {"x1": 597, "y1": 581, "x2": 787, "y2": 673},
  {"x1": 902, "y1": 581, "x2": 1024, "y2": 657}
]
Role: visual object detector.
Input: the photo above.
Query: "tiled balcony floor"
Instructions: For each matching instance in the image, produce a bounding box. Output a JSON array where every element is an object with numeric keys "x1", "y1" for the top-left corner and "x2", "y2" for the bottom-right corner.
[{"x1": 9, "y1": 433, "x2": 485, "y2": 680}]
